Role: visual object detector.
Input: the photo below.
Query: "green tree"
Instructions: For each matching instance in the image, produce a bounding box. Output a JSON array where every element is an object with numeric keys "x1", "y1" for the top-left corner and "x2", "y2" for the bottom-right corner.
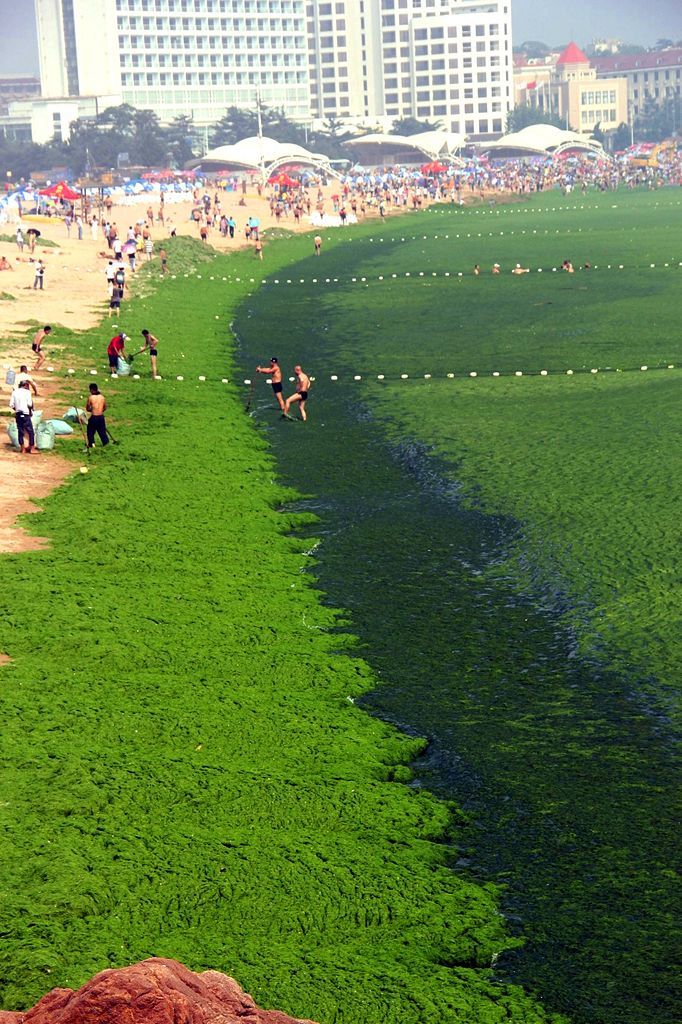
[
  {"x1": 309, "y1": 118, "x2": 353, "y2": 159},
  {"x1": 209, "y1": 104, "x2": 320, "y2": 150},
  {"x1": 591, "y1": 121, "x2": 606, "y2": 145},
  {"x1": 515, "y1": 40, "x2": 551, "y2": 59},
  {"x1": 96, "y1": 103, "x2": 137, "y2": 135},
  {"x1": 262, "y1": 107, "x2": 308, "y2": 146},
  {"x1": 635, "y1": 96, "x2": 673, "y2": 143},
  {"x1": 163, "y1": 115, "x2": 197, "y2": 168},
  {"x1": 130, "y1": 109, "x2": 166, "y2": 166},
  {"x1": 0, "y1": 137, "x2": 61, "y2": 181},
  {"x1": 321, "y1": 116, "x2": 345, "y2": 138},
  {"x1": 390, "y1": 116, "x2": 442, "y2": 135},
  {"x1": 60, "y1": 105, "x2": 169, "y2": 173},
  {"x1": 63, "y1": 118, "x2": 122, "y2": 174},
  {"x1": 506, "y1": 104, "x2": 568, "y2": 133},
  {"x1": 210, "y1": 106, "x2": 259, "y2": 146},
  {"x1": 612, "y1": 122, "x2": 633, "y2": 151}
]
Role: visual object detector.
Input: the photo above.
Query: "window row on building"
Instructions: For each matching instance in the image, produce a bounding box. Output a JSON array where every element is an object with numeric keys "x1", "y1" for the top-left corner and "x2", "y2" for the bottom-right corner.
[
  {"x1": 115, "y1": 0, "x2": 302, "y2": 11},
  {"x1": 117, "y1": 33, "x2": 307, "y2": 49},
  {"x1": 121, "y1": 70, "x2": 308, "y2": 85},
  {"x1": 120, "y1": 51, "x2": 306, "y2": 65},
  {"x1": 117, "y1": 15, "x2": 305, "y2": 28},
  {"x1": 580, "y1": 89, "x2": 617, "y2": 105},
  {"x1": 580, "y1": 108, "x2": 617, "y2": 124}
]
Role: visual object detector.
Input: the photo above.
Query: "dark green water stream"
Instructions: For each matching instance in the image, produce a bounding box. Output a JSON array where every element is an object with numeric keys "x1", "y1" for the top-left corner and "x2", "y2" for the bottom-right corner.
[{"x1": 235, "y1": 317, "x2": 680, "y2": 1024}]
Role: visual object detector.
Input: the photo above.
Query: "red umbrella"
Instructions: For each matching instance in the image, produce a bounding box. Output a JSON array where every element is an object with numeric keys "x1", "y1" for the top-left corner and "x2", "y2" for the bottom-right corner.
[
  {"x1": 39, "y1": 181, "x2": 81, "y2": 200},
  {"x1": 421, "y1": 161, "x2": 448, "y2": 175},
  {"x1": 269, "y1": 172, "x2": 297, "y2": 187}
]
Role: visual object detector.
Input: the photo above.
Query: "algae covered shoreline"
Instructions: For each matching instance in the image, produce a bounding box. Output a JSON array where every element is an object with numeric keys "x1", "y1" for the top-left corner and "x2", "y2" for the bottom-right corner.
[
  {"x1": 0, "y1": 234, "x2": 561, "y2": 1023},
  {"x1": 234, "y1": 191, "x2": 681, "y2": 1024}
]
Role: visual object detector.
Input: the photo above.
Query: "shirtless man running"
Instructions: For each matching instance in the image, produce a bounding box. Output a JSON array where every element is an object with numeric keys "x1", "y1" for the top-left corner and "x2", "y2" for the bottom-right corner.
[
  {"x1": 283, "y1": 365, "x2": 311, "y2": 422},
  {"x1": 32, "y1": 325, "x2": 51, "y2": 371},
  {"x1": 256, "y1": 356, "x2": 285, "y2": 412}
]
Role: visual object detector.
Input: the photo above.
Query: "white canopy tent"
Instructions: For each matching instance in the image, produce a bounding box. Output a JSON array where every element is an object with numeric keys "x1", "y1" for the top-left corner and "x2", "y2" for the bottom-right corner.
[
  {"x1": 343, "y1": 130, "x2": 467, "y2": 166},
  {"x1": 189, "y1": 136, "x2": 339, "y2": 181},
  {"x1": 482, "y1": 124, "x2": 606, "y2": 158}
]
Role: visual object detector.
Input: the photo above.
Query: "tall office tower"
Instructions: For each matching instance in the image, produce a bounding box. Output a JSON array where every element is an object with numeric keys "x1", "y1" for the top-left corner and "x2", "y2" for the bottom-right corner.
[
  {"x1": 35, "y1": 0, "x2": 121, "y2": 98},
  {"x1": 34, "y1": 0, "x2": 312, "y2": 124},
  {"x1": 308, "y1": 0, "x2": 513, "y2": 138},
  {"x1": 306, "y1": 1, "x2": 366, "y2": 118}
]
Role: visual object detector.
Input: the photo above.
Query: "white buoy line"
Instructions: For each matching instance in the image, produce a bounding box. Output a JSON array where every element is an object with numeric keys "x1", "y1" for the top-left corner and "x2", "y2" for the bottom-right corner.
[
  {"x1": 65, "y1": 363, "x2": 678, "y2": 384},
  {"x1": 212, "y1": 261, "x2": 682, "y2": 289},
  {"x1": 340, "y1": 225, "x2": 596, "y2": 246},
  {"x1": 415, "y1": 199, "x2": 682, "y2": 218}
]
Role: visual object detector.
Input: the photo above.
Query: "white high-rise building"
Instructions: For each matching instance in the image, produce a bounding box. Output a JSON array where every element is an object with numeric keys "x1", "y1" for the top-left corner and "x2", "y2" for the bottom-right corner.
[
  {"x1": 34, "y1": 0, "x2": 312, "y2": 124},
  {"x1": 35, "y1": 0, "x2": 121, "y2": 99},
  {"x1": 33, "y1": 0, "x2": 512, "y2": 137},
  {"x1": 308, "y1": 0, "x2": 513, "y2": 138}
]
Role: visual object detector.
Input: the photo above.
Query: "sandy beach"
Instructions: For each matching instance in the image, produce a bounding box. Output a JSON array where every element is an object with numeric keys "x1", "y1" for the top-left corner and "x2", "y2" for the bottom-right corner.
[
  {"x1": 0, "y1": 181, "x2": 412, "y2": 552},
  {"x1": 0, "y1": 181, "x2": 405, "y2": 337}
]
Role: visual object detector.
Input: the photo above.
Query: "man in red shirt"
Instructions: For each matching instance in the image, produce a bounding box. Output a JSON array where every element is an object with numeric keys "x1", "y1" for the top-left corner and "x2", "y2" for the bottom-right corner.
[{"x1": 107, "y1": 332, "x2": 128, "y2": 375}]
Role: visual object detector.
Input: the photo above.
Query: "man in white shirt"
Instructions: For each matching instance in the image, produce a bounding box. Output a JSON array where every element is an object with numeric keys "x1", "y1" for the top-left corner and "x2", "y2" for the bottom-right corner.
[
  {"x1": 105, "y1": 260, "x2": 116, "y2": 297},
  {"x1": 9, "y1": 380, "x2": 36, "y2": 453},
  {"x1": 16, "y1": 365, "x2": 38, "y2": 396}
]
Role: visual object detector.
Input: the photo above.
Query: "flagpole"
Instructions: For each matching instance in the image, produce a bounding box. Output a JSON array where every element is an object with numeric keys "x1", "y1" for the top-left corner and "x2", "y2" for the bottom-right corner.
[{"x1": 256, "y1": 88, "x2": 266, "y2": 186}]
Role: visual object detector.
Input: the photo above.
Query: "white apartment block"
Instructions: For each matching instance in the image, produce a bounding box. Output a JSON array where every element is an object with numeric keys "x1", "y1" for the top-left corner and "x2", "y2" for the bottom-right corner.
[
  {"x1": 33, "y1": 0, "x2": 512, "y2": 135},
  {"x1": 34, "y1": 0, "x2": 312, "y2": 124},
  {"x1": 308, "y1": 0, "x2": 513, "y2": 138}
]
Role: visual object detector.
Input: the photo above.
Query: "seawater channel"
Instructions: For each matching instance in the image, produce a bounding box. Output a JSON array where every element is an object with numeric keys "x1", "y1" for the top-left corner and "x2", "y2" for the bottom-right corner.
[{"x1": 234, "y1": 288, "x2": 680, "y2": 1024}]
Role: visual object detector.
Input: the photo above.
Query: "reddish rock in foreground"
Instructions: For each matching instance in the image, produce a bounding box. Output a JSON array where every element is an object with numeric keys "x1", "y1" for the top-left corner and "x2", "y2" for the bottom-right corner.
[{"x1": 0, "y1": 957, "x2": 318, "y2": 1024}]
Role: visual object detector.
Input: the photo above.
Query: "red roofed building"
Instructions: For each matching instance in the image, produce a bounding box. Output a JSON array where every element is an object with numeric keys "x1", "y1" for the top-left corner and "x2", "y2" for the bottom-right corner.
[
  {"x1": 514, "y1": 42, "x2": 628, "y2": 136},
  {"x1": 556, "y1": 42, "x2": 590, "y2": 68},
  {"x1": 593, "y1": 48, "x2": 682, "y2": 121}
]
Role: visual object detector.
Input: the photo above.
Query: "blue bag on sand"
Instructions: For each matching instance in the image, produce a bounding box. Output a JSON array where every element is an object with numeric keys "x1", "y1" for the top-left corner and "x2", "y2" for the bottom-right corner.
[
  {"x1": 48, "y1": 419, "x2": 74, "y2": 435},
  {"x1": 117, "y1": 357, "x2": 131, "y2": 376},
  {"x1": 6, "y1": 422, "x2": 20, "y2": 449},
  {"x1": 5, "y1": 368, "x2": 15, "y2": 386},
  {"x1": 64, "y1": 407, "x2": 86, "y2": 423}
]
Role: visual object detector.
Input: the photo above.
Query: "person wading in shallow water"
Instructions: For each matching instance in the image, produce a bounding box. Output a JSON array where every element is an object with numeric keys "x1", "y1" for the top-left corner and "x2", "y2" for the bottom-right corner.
[
  {"x1": 283, "y1": 364, "x2": 310, "y2": 422},
  {"x1": 256, "y1": 356, "x2": 285, "y2": 412}
]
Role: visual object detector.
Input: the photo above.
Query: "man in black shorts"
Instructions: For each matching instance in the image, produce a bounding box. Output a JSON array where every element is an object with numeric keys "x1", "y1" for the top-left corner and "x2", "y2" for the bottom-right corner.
[
  {"x1": 283, "y1": 365, "x2": 310, "y2": 422},
  {"x1": 32, "y1": 325, "x2": 51, "y2": 371},
  {"x1": 86, "y1": 383, "x2": 109, "y2": 448},
  {"x1": 255, "y1": 356, "x2": 285, "y2": 412},
  {"x1": 138, "y1": 328, "x2": 160, "y2": 377}
]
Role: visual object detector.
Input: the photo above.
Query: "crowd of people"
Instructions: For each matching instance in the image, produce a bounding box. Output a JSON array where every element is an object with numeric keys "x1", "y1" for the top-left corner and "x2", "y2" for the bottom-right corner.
[{"x1": 5, "y1": 148, "x2": 680, "y2": 453}]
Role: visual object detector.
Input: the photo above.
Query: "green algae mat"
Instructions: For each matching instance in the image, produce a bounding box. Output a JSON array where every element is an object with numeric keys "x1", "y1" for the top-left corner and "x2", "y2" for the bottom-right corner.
[
  {"x1": 0, "y1": 238, "x2": 561, "y2": 1023},
  {"x1": 233, "y1": 190, "x2": 682, "y2": 1024}
]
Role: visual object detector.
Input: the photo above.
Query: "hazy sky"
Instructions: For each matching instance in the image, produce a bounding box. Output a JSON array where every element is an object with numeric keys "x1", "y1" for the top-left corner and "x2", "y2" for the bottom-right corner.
[
  {"x1": 513, "y1": 0, "x2": 682, "y2": 48},
  {"x1": 0, "y1": 1, "x2": 681, "y2": 76}
]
